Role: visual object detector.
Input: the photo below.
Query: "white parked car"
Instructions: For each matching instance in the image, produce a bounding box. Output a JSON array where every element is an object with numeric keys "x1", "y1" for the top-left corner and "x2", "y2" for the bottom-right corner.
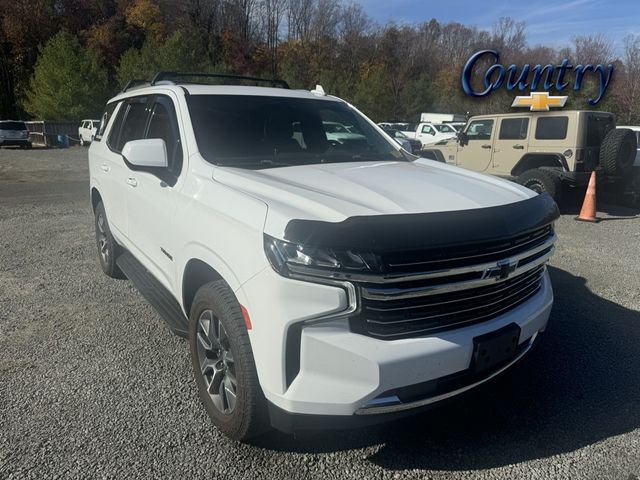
[
  {"x1": 400, "y1": 122, "x2": 457, "y2": 147},
  {"x1": 78, "y1": 119, "x2": 100, "y2": 146},
  {"x1": 89, "y1": 72, "x2": 558, "y2": 441}
]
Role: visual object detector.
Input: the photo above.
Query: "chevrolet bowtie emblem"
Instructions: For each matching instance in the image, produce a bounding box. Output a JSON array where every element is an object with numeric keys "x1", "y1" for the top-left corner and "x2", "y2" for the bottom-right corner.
[{"x1": 511, "y1": 92, "x2": 568, "y2": 112}]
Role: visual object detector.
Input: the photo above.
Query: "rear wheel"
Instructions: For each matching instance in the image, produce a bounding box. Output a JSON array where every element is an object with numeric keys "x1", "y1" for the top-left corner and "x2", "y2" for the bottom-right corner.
[
  {"x1": 189, "y1": 281, "x2": 269, "y2": 441},
  {"x1": 516, "y1": 168, "x2": 562, "y2": 202}
]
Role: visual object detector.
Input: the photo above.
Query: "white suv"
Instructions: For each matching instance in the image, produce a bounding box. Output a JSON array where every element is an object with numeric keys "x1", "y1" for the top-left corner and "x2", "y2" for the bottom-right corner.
[{"x1": 89, "y1": 72, "x2": 558, "y2": 441}]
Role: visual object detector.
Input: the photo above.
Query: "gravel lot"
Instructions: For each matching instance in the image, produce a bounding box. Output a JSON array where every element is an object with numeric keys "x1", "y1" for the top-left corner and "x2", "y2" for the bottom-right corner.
[{"x1": 1, "y1": 147, "x2": 639, "y2": 480}]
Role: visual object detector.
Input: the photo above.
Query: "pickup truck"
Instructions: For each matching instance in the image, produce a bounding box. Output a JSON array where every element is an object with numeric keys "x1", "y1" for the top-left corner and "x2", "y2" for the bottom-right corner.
[{"x1": 400, "y1": 122, "x2": 457, "y2": 147}]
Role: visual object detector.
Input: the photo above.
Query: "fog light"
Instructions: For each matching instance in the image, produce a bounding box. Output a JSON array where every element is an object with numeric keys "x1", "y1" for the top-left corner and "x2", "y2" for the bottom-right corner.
[{"x1": 563, "y1": 149, "x2": 573, "y2": 158}]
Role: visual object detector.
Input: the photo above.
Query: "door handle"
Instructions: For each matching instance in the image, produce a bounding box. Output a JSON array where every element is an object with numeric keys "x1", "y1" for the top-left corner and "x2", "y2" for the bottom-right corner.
[
  {"x1": 126, "y1": 177, "x2": 138, "y2": 187},
  {"x1": 513, "y1": 144, "x2": 524, "y2": 149},
  {"x1": 481, "y1": 144, "x2": 492, "y2": 149},
  {"x1": 100, "y1": 163, "x2": 110, "y2": 172}
]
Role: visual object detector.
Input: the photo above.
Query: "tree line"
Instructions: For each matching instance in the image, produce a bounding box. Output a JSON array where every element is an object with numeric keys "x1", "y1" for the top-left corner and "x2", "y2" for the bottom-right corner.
[{"x1": 2, "y1": 0, "x2": 640, "y2": 124}]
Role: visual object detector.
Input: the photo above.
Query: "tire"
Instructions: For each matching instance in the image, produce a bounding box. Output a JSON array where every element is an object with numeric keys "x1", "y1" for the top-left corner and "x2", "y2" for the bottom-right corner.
[
  {"x1": 516, "y1": 168, "x2": 562, "y2": 202},
  {"x1": 189, "y1": 281, "x2": 269, "y2": 441},
  {"x1": 600, "y1": 128, "x2": 636, "y2": 176},
  {"x1": 94, "y1": 201, "x2": 124, "y2": 278},
  {"x1": 79, "y1": 136, "x2": 85, "y2": 147}
]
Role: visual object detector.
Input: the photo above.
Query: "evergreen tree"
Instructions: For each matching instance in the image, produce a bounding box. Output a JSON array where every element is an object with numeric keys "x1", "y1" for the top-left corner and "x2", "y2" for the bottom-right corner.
[{"x1": 23, "y1": 32, "x2": 108, "y2": 121}]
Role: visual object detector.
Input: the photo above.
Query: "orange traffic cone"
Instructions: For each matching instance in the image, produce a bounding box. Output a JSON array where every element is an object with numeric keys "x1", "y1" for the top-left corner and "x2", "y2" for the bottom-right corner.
[{"x1": 575, "y1": 170, "x2": 600, "y2": 223}]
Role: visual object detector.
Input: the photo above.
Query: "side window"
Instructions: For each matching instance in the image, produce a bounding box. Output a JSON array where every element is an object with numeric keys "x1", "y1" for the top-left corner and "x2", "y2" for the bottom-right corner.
[
  {"x1": 116, "y1": 98, "x2": 149, "y2": 151},
  {"x1": 95, "y1": 102, "x2": 117, "y2": 142},
  {"x1": 535, "y1": 117, "x2": 568, "y2": 140},
  {"x1": 146, "y1": 96, "x2": 183, "y2": 177},
  {"x1": 81, "y1": 121, "x2": 87, "y2": 129},
  {"x1": 107, "y1": 102, "x2": 127, "y2": 149},
  {"x1": 499, "y1": 118, "x2": 529, "y2": 140},
  {"x1": 421, "y1": 125, "x2": 434, "y2": 134},
  {"x1": 466, "y1": 119, "x2": 494, "y2": 141}
]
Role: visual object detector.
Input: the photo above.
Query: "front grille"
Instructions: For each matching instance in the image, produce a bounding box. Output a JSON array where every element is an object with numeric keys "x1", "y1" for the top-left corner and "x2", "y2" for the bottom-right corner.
[{"x1": 349, "y1": 225, "x2": 555, "y2": 340}]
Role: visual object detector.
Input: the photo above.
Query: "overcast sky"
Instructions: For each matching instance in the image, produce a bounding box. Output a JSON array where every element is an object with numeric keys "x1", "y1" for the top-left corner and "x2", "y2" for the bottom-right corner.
[{"x1": 358, "y1": 0, "x2": 639, "y2": 52}]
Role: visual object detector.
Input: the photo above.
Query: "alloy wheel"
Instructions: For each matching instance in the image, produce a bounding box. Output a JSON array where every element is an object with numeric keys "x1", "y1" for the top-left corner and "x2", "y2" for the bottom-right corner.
[
  {"x1": 196, "y1": 309, "x2": 238, "y2": 414},
  {"x1": 97, "y1": 213, "x2": 109, "y2": 264}
]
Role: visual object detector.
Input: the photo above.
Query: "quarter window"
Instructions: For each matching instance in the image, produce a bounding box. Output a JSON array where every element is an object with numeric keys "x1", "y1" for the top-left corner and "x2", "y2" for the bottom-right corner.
[
  {"x1": 535, "y1": 117, "x2": 568, "y2": 140},
  {"x1": 499, "y1": 118, "x2": 529, "y2": 140},
  {"x1": 466, "y1": 119, "x2": 494, "y2": 140}
]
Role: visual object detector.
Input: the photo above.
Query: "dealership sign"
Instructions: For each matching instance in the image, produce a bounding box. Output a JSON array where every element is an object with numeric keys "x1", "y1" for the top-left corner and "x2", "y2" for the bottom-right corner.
[{"x1": 461, "y1": 49, "x2": 614, "y2": 110}]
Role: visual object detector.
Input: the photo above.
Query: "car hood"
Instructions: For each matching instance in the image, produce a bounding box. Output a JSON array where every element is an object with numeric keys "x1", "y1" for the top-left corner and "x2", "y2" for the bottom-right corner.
[{"x1": 212, "y1": 159, "x2": 535, "y2": 237}]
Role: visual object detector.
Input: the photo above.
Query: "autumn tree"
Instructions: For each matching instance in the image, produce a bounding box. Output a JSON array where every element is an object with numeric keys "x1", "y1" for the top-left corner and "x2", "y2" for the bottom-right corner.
[{"x1": 23, "y1": 32, "x2": 108, "y2": 120}]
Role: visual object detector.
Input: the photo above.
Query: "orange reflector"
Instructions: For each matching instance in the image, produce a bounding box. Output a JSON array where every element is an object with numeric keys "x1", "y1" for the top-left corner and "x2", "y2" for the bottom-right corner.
[{"x1": 240, "y1": 305, "x2": 252, "y2": 330}]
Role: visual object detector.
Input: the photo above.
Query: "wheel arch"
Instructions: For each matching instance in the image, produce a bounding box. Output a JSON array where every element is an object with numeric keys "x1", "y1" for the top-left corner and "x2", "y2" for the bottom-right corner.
[
  {"x1": 91, "y1": 187, "x2": 102, "y2": 212},
  {"x1": 511, "y1": 153, "x2": 567, "y2": 177}
]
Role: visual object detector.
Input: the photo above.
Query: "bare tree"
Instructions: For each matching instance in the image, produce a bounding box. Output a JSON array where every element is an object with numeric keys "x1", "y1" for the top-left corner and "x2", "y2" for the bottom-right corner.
[
  {"x1": 618, "y1": 34, "x2": 640, "y2": 123},
  {"x1": 261, "y1": 0, "x2": 285, "y2": 75},
  {"x1": 572, "y1": 33, "x2": 615, "y2": 64}
]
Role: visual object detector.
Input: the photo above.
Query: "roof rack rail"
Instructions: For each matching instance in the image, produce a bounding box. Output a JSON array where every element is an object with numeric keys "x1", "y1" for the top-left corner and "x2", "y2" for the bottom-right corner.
[
  {"x1": 150, "y1": 72, "x2": 290, "y2": 89},
  {"x1": 121, "y1": 79, "x2": 150, "y2": 92}
]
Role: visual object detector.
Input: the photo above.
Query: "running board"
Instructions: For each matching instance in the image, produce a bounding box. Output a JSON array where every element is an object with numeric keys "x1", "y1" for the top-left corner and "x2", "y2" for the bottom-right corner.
[{"x1": 116, "y1": 252, "x2": 189, "y2": 338}]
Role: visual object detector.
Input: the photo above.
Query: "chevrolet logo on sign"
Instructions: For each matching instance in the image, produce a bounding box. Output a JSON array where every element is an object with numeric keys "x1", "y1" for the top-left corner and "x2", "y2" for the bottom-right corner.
[{"x1": 511, "y1": 92, "x2": 568, "y2": 112}]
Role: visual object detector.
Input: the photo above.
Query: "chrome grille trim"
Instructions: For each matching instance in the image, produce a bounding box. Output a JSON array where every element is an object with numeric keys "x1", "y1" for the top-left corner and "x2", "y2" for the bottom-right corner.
[
  {"x1": 361, "y1": 245, "x2": 553, "y2": 301},
  {"x1": 364, "y1": 268, "x2": 544, "y2": 325},
  {"x1": 364, "y1": 265, "x2": 544, "y2": 312}
]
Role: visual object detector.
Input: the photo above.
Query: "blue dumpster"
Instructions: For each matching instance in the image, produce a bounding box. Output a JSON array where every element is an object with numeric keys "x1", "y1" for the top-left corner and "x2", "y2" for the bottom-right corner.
[{"x1": 57, "y1": 134, "x2": 69, "y2": 148}]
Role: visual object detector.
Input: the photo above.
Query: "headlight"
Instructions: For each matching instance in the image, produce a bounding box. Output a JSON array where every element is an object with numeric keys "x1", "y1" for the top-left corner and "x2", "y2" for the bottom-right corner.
[{"x1": 264, "y1": 234, "x2": 381, "y2": 277}]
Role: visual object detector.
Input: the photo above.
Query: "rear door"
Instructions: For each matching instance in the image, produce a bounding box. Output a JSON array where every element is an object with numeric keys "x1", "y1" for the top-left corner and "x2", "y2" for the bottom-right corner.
[
  {"x1": 456, "y1": 118, "x2": 495, "y2": 172},
  {"x1": 492, "y1": 117, "x2": 530, "y2": 175}
]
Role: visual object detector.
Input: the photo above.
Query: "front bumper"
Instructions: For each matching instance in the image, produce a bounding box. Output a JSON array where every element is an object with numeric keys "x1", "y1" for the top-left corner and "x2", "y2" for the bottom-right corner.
[{"x1": 238, "y1": 267, "x2": 553, "y2": 426}]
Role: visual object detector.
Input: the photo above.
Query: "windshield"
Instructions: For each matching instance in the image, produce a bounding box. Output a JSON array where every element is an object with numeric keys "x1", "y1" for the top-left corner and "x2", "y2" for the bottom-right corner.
[
  {"x1": 0, "y1": 121, "x2": 27, "y2": 131},
  {"x1": 187, "y1": 95, "x2": 408, "y2": 168},
  {"x1": 433, "y1": 124, "x2": 456, "y2": 133}
]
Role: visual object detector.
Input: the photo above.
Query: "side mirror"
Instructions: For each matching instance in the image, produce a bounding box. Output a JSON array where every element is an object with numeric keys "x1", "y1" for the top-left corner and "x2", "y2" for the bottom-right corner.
[
  {"x1": 122, "y1": 138, "x2": 168, "y2": 168},
  {"x1": 457, "y1": 131, "x2": 469, "y2": 146}
]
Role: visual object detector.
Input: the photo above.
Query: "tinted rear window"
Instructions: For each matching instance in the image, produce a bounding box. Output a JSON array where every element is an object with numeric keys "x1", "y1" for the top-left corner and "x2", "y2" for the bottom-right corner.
[
  {"x1": 0, "y1": 121, "x2": 27, "y2": 131},
  {"x1": 535, "y1": 117, "x2": 568, "y2": 140}
]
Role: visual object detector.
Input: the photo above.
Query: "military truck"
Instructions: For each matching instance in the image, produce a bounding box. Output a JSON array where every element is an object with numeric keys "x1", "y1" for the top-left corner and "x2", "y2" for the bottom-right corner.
[{"x1": 422, "y1": 110, "x2": 636, "y2": 202}]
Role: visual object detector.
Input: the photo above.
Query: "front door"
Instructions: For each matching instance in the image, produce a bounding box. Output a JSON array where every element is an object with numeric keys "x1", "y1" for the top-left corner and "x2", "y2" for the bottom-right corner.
[
  {"x1": 456, "y1": 118, "x2": 495, "y2": 172},
  {"x1": 491, "y1": 117, "x2": 530, "y2": 175},
  {"x1": 126, "y1": 94, "x2": 185, "y2": 292}
]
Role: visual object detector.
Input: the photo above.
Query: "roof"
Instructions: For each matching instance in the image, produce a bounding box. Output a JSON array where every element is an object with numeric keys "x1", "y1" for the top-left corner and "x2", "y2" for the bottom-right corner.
[
  {"x1": 469, "y1": 110, "x2": 613, "y2": 120},
  {"x1": 108, "y1": 83, "x2": 343, "y2": 104}
]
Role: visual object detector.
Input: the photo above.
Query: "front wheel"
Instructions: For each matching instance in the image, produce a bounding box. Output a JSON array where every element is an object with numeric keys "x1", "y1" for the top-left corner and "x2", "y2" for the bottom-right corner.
[
  {"x1": 516, "y1": 168, "x2": 562, "y2": 202},
  {"x1": 189, "y1": 281, "x2": 268, "y2": 441},
  {"x1": 79, "y1": 136, "x2": 85, "y2": 147}
]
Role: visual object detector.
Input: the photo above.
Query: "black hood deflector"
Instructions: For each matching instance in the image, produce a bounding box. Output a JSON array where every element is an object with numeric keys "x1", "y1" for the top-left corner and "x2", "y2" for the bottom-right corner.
[{"x1": 283, "y1": 193, "x2": 559, "y2": 251}]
